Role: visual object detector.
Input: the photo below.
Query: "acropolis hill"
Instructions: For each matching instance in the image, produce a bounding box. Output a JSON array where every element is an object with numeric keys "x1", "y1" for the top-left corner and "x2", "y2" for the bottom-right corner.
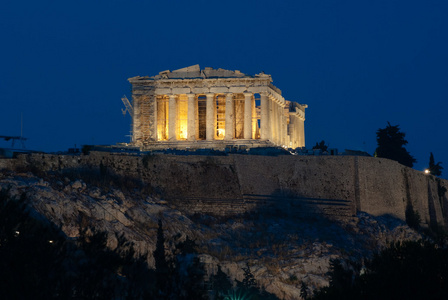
[{"x1": 1, "y1": 151, "x2": 447, "y2": 298}]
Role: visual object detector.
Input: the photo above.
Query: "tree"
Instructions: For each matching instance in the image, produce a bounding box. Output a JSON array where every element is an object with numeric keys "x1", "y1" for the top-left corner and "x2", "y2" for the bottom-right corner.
[
  {"x1": 405, "y1": 203, "x2": 421, "y2": 230},
  {"x1": 209, "y1": 265, "x2": 232, "y2": 299},
  {"x1": 154, "y1": 219, "x2": 170, "y2": 298},
  {"x1": 311, "y1": 241, "x2": 448, "y2": 299},
  {"x1": 375, "y1": 122, "x2": 416, "y2": 167},
  {"x1": 300, "y1": 281, "x2": 309, "y2": 300},
  {"x1": 428, "y1": 152, "x2": 443, "y2": 176},
  {"x1": 0, "y1": 190, "x2": 160, "y2": 298},
  {"x1": 241, "y1": 263, "x2": 257, "y2": 290},
  {"x1": 171, "y1": 237, "x2": 207, "y2": 300},
  {"x1": 313, "y1": 140, "x2": 329, "y2": 153}
]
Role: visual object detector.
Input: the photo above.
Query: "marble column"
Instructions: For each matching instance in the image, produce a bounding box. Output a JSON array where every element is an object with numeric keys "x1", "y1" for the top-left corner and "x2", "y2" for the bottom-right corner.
[
  {"x1": 152, "y1": 96, "x2": 158, "y2": 141},
  {"x1": 260, "y1": 92, "x2": 269, "y2": 140},
  {"x1": 252, "y1": 97, "x2": 257, "y2": 139},
  {"x1": 168, "y1": 94, "x2": 176, "y2": 140},
  {"x1": 277, "y1": 104, "x2": 281, "y2": 144},
  {"x1": 276, "y1": 104, "x2": 280, "y2": 144},
  {"x1": 272, "y1": 100, "x2": 278, "y2": 144},
  {"x1": 288, "y1": 117, "x2": 294, "y2": 148},
  {"x1": 279, "y1": 107, "x2": 284, "y2": 146},
  {"x1": 295, "y1": 117, "x2": 300, "y2": 148},
  {"x1": 225, "y1": 93, "x2": 234, "y2": 140},
  {"x1": 299, "y1": 119, "x2": 305, "y2": 147},
  {"x1": 187, "y1": 93, "x2": 195, "y2": 141},
  {"x1": 206, "y1": 93, "x2": 214, "y2": 141},
  {"x1": 243, "y1": 93, "x2": 252, "y2": 139},
  {"x1": 268, "y1": 96, "x2": 274, "y2": 141}
]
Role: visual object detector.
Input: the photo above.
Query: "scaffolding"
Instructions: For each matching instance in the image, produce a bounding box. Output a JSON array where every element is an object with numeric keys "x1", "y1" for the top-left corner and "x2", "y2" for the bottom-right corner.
[
  {"x1": 121, "y1": 95, "x2": 134, "y2": 142},
  {"x1": 0, "y1": 135, "x2": 27, "y2": 148}
]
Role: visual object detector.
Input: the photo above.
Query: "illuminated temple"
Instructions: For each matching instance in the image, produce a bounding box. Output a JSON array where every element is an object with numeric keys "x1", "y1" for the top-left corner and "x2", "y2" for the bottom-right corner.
[{"x1": 124, "y1": 65, "x2": 307, "y2": 150}]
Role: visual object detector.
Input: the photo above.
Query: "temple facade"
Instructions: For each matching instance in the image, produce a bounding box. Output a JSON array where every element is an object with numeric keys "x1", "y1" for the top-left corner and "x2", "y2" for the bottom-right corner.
[{"x1": 124, "y1": 65, "x2": 307, "y2": 150}]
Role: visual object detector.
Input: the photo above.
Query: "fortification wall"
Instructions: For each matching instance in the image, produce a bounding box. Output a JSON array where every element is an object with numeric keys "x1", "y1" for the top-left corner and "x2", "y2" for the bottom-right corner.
[
  {"x1": 4, "y1": 152, "x2": 447, "y2": 225},
  {"x1": 357, "y1": 157, "x2": 447, "y2": 226}
]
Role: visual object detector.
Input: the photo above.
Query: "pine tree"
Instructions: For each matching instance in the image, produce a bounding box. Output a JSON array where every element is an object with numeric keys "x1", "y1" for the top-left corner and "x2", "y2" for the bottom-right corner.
[
  {"x1": 428, "y1": 152, "x2": 443, "y2": 176},
  {"x1": 171, "y1": 237, "x2": 207, "y2": 299},
  {"x1": 154, "y1": 219, "x2": 169, "y2": 298},
  {"x1": 375, "y1": 122, "x2": 416, "y2": 167},
  {"x1": 209, "y1": 265, "x2": 232, "y2": 298},
  {"x1": 300, "y1": 281, "x2": 309, "y2": 300}
]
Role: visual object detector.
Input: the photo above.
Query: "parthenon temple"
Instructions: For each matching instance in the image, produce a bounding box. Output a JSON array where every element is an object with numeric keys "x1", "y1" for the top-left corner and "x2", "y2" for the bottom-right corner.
[{"x1": 124, "y1": 65, "x2": 307, "y2": 150}]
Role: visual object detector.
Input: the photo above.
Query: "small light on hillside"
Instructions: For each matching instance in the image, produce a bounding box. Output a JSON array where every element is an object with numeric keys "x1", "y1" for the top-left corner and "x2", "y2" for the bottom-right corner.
[{"x1": 424, "y1": 169, "x2": 430, "y2": 175}]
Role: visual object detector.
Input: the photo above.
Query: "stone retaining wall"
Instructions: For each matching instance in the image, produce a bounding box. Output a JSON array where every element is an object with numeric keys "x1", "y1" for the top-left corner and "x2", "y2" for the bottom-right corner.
[{"x1": 4, "y1": 152, "x2": 447, "y2": 225}]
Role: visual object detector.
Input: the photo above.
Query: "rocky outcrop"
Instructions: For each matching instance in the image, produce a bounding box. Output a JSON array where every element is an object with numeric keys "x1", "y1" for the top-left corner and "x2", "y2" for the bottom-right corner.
[{"x1": 1, "y1": 152, "x2": 444, "y2": 299}]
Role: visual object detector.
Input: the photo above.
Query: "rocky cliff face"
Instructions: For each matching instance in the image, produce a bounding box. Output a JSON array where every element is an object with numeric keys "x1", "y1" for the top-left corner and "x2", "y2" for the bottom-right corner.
[{"x1": 1, "y1": 152, "x2": 444, "y2": 299}]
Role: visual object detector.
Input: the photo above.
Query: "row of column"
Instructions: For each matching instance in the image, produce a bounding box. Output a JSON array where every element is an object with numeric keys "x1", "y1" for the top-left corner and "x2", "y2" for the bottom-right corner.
[
  {"x1": 262, "y1": 92, "x2": 287, "y2": 144},
  {"x1": 162, "y1": 92, "x2": 265, "y2": 141},
  {"x1": 269, "y1": 97, "x2": 287, "y2": 146}
]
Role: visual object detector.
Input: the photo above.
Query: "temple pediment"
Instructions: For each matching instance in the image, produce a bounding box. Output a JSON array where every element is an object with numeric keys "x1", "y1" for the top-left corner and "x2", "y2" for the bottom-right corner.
[
  {"x1": 172, "y1": 64, "x2": 200, "y2": 73},
  {"x1": 150, "y1": 65, "x2": 250, "y2": 80}
]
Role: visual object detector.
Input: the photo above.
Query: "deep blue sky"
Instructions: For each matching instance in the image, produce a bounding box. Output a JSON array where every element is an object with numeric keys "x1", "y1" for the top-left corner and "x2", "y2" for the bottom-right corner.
[{"x1": 1, "y1": 0, "x2": 447, "y2": 174}]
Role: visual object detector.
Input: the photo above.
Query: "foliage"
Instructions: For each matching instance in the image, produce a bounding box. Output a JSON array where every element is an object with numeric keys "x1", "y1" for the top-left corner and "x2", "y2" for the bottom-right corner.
[
  {"x1": 311, "y1": 240, "x2": 448, "y2": 299},
  {"x1": 437, "y1": 178, "x2": 447, "y2": 199},
  {"x1": 0, "y1": 190, "x2": 66, "y2": 298},
  {"x1": 154, "y1": 220, "x2": 208, "y2": 299},
  {"x1": 375, "y1": 122, "x2": 416, "y2": 167},
  {"x1": 209, "y1": 265, "x2": 233, "y2": 299},
  {"x1": 81, "y1": 144, "x2": 93, "y2": 155},
  {"x1": 154, "y1": 219, "x2": 170, "y2": 298},
  {"x1": 0, "y1": 190, "x2": 156, "y2": 299},
  {"x1": 0, "y1": 190, "x2": 279, "y2": 299},
  {"x1": 405, "y1": 203, "x2": 421, "y2": 230},
  {"x1": 300, "y1": 281, "x2": 310, "y2": 300},
  {"x1": 314, "y1": 259, "x2": 357, "y2": 299},
  {"x1": 234, "y1": 263, "x2": 280, "y2": 300},
  {"x1": 313, "y1": 140, "x2": 329, "y2": 152},
  {"x1": 241, "y1": 263, "x2": 257, "y2": 289},
  {"x1": 429, "y1": 152, "x2": 443, "y2": 176},
  {"x1": 171, "y1": 237, "x2": 208, "y2": 299}
]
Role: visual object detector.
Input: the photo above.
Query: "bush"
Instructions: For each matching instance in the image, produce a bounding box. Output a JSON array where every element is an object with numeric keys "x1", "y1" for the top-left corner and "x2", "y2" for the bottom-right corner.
[
  {"x1": 311, "y1": 240, "x2": 448, "y2": 299},
  {"x1": 405, "y1": 203, "x2": 421, "y2": 230}
]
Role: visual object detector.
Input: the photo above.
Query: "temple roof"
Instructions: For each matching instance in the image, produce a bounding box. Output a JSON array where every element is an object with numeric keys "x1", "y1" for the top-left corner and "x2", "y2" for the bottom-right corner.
[{"x1": 130, "y1": 65, "x2": 271, "y2": 81}]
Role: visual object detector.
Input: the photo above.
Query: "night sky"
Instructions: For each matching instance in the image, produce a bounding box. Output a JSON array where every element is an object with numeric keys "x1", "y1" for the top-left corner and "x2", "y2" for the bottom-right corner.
[{"x1": 1, "y1": 1, "x2": 447, "y2": 176}]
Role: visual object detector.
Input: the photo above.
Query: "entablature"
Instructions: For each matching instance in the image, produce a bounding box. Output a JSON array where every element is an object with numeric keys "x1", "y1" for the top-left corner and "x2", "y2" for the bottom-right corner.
[{"x1": 129, "y1": 66, "x2": 306, "y2": 115}]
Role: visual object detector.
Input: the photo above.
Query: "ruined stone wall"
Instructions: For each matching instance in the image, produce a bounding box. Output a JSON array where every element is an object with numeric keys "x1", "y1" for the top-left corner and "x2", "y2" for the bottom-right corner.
[
  {"x1": 357, "y1": 157, "x2": 447, "y2": 226},
  {"x1": 4, "y1": 152, "x2": 447, "y2": 225},
  {"x1": 232, "y1": 155, "x2": 357, "y2": 217}
]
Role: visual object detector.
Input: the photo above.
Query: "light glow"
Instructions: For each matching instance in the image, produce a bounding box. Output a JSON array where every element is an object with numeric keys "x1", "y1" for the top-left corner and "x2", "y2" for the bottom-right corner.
[
  {"x1": 177, "y1": 95, "x2": 188, "y2": 140},
  {"x1": 217, "y1": 128, "x2": 225, "y2": 137}
]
